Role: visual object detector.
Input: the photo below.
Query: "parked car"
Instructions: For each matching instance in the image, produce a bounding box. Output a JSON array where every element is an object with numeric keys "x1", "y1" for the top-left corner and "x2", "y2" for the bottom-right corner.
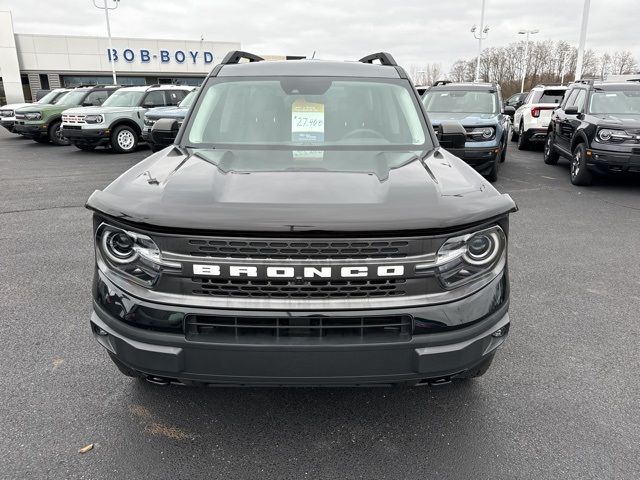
[
  {"x1": 512, "y1": 84, "x2": 567, "y2": 149},
  {"x1": 142, "y1": 88, "x2": 198, "y2": 151},
  {"x1": 14, "y1": 85, "x2": 120, "y2": 145},
  {"x1": 86, "y1": 51, "x2": 516, "y2": 387},
  {"x1": 61, "y1": 85, "x2": 191, "y2": 153},
  {"x1": 0, "y1": 88, "x2": 70, "y2": 134},
  {"x1": 422, "y1": 80, "x2": 515, "y2": 181},
  {"x1": 544, "y1": 79, "x2": 640, "y2": 186},
  {"x1": 504, "y1": 92, "x2": 528, "y2": 112}
]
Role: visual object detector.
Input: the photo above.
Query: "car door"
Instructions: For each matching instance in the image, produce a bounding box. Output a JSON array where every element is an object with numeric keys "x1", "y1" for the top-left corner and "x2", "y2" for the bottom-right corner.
[
  {"x1": 554, "y1": 88, "x2": 579, "y2": 153},
  {"x1": 566, "y1": 89, "x2": 587, "y2": 150}
]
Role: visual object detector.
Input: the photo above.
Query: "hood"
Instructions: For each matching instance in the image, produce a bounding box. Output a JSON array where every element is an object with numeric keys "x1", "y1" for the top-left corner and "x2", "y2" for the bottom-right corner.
[
  {"x1": 593, "y1": 113, "x2": 640, "y2": 128},
  {"x1": 1, "y1": 102, "x2": 32, "y2": 111},
  {"x1": 19, "y1": 103, "x2": 66, "y2": 114},
  {"x1": 62, "y1": 106, "x2": 139, "y2": 116},
  {"x1": 146, "y1": 107, "x2": 188, "y2": 120},
  {"x1": 428, "y1": 112, "x2": 499, "y2": 127},
  {"x1": 86, "y1": 147, "x2": 516, "y2": 233}
]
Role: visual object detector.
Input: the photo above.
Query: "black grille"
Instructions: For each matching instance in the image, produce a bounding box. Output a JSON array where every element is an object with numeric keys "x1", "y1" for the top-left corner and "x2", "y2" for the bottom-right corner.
[
  {"x1": 191, "y1": 278, "x2": 407, "y2": 298},
  {"x1": 185, "y1": 314, "x2": 413, "y2": 343},
  {"x1": 187, "y1": 238, "x2": 412, "y2": 259},
  {"x1": 63, "y1": 125, "x2": 82, "y2": 130}
]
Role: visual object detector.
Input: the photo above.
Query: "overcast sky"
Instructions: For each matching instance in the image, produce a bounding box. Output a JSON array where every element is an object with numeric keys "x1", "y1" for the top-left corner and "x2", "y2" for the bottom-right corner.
[{"x1": 1, "y1": 0, "x2": 638, "y2": 72}]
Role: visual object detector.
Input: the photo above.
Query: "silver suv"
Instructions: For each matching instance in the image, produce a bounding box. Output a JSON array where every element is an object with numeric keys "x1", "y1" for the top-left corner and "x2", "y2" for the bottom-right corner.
[{"x1": 60, "y1": 85, "x2": 191, "y2": 153}]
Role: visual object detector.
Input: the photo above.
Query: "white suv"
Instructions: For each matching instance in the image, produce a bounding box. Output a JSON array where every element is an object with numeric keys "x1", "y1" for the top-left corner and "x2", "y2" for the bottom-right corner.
[{"x1": 511, "y1": 85, "x2": 567, "y2": 150}]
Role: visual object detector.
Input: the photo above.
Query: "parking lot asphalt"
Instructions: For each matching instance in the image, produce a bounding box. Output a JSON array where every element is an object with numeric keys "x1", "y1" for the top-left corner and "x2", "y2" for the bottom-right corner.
[{"x1": 1, "y1": 128, "x2": 639, "y2": 480}]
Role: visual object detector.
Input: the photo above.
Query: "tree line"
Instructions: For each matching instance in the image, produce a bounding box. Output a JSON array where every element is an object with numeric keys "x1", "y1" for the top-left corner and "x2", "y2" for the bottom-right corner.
[{"x1": 411, "y1": 40, "x2": 638, "y2": 98}]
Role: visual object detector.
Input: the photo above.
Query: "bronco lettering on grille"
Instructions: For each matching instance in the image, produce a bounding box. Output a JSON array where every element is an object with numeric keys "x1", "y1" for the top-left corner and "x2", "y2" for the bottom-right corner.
[{"x1": 193, "y1": 264, "x2": 405, "y2": 278}]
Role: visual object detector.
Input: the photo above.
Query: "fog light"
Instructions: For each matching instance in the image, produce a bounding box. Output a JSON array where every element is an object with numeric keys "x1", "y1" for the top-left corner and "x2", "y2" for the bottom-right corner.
[
  {"x1": 97, "y1": 327, "x2": 109, "y2": 337},
  {"x1": 491, "y1": 327, "x2": 506, "y2": 338}
]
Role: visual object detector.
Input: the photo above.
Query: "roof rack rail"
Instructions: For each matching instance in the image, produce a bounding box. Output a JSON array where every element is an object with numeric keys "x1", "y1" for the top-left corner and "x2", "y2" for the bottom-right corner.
[
  {"x1": 358, "y1": 52, "x2": 397, "y2": 66},
  {"x1": 533, "y1": 83, "x2": 566, "y2": 88},
  {"x1": 433, "y1": 80, "x2": 452, "y2": 86},
  {"x1": 574, "y1": 79, "x2": 595, "y2": 86},
  {"x1": 627, "y1": 78, "x2": 640, "y2": 83},
  {"x1": 221, "y1": 50, "x2": 264, "y2": 65}
]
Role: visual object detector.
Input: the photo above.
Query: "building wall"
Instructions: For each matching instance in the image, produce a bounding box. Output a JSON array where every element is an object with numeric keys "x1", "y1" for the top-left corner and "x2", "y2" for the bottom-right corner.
[{"x1": 0, "y1": 11, "x2": 24, "y2": 104}]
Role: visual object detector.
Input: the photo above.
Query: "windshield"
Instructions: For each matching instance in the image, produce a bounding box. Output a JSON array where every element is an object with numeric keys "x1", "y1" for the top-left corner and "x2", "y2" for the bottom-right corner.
[
  {"x1": 422, "y1": 90, "x2": 498, "y2": 114},
  {"x1": 589, "y1": 90, "x2": 640, "y2": 115},
  {"x1": 37, "y1": 90, "x2": 66, "y2": 105},
  {"x1": 186, "y1": 77, "x2": 429, "y2": 149},
  {"x1": 179, "y1": 90, "x2": 197, "y2": 108},
  {"x1": 102, "y1": 90, "x2": 145, "y2": 107},
  {"x1": 57, "y1": 91, "x2": 88, "y2": 106}
]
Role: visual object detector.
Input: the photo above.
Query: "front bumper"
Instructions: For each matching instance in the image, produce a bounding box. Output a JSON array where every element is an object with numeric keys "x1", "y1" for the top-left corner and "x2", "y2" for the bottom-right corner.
[
  {"x1": 14, "y1": 122, "x2": 48, "y2": 138},
  {"x1": 91, "y1": 270, "x2": 510, "y2": 386},
  {"x1": 61, "y1": 126, "x2": 110, "y2": 146},
  {"x1": 587, "y1": 146, "x2": 640, "y2": 174},
  {"x1": 0, "y1": 119, "x2": 15, "y2": 132},
  {"x1": 446, "y1": 146, "x2": 501, "y2": 174}
]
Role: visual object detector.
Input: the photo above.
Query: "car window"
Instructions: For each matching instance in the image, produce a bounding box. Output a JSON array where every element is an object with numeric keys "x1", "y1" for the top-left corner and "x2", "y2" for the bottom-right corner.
[
  {"x1": 422, "y1": 90, "x2": 498, "y2": 114},
  {"x1": 164, "y1": 90, "x2": 186, "y2": 106},
  {"x1": 84, "y1": 91, "x2": 108, "y2": 106},
  {"x1": 571, "y1": 90, "x2": 587, "y2": 112},
  {"x1": 523, "y1": 91, "x2": 534, "y2": 104},
  {"x1": 539, "y1": 89, "x2": 565, "y2": 104},
  {"x1": 187, "y1": 77, "x2": 430, "y2": 148},
  {"x1": 143, "y1": 91, "x2": 166, "y2": 108},
  {"x1": 562, "y1": 89, "x2": 578, "y2": 109},
  {"x1": 102, "y1": 90, "x2": 145, "y2": 107}
]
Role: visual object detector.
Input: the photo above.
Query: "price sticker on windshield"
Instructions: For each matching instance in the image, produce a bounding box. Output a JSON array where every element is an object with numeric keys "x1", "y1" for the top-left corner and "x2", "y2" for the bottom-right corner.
[{"x1": 292, "y1": 99, "x2": 325, "y2": 143}]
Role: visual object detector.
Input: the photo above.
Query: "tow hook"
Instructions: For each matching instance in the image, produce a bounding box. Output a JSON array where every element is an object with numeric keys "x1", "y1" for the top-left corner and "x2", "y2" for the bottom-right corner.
[
  {"x1": 146, "y1": 376, "x2": 170, "y2": 386},
  {"x1": 416, "y1": 376, "x2": 452, "y2": 387}
]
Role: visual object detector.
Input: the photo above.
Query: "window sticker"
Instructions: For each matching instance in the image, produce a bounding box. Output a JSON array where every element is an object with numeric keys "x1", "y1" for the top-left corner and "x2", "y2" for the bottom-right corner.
[{"x1": 292, "y1": 99, "x2": 325, "y2": 143}]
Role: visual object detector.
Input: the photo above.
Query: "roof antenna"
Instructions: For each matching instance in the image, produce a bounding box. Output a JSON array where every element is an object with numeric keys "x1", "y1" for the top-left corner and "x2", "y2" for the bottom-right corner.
[{"x1": 311, "y1": 50, "x2": 316, "y2": 59}]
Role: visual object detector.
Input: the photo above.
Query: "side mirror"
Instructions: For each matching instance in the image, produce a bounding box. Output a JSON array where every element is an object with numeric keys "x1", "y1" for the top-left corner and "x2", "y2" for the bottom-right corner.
[
  {"x1": 564, "y1": 106, "x2": 579, "y2": 115},
  {"x1": 504, "y1": 105, "x2": 516, "y2": 116},
  {"x1": 150, "y1": 118, "x2": 180, "y2": 147},
  {"x1": 437, "y1": 121, "x2": 466, "y2": 150}
]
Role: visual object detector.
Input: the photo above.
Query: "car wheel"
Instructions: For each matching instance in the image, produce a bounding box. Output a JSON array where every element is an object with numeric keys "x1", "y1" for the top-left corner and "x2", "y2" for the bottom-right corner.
[
  {"x1": 570, "y1": 143, "x2": 593, "y2": 186},
  {"x1": 111, "y1": 125, "x2": 138, "y2": 154},
  {"x1": 48, "y1": 120, "x2": 70, "y2": 146},
  {"x1": 457, "y1": 353, "x2": 496, "y2": 379},
  {"x1": 543, "y1": 132, "x2": 560, "y2": 165},
  {"x1": 516, "y1": 123, "x2": 528, "y2": 150},
  {"x1": 510, "y1": 124, "x2": 519, "y2": 141},
  {"x1": 485, "y1": 153, "x2": 500, "y2": 182}
]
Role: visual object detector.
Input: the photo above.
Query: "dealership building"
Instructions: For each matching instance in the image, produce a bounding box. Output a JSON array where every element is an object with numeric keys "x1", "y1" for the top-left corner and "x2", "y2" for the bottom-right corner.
[{"x1": 0, "y1": 10, "x2": 241, "y2": 105}]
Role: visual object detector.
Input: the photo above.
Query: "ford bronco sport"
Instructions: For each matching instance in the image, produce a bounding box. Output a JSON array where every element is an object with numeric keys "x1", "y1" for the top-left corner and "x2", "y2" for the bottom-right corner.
[{"x1": 87, "y1": 51, "x2": 516, "y2": 387}]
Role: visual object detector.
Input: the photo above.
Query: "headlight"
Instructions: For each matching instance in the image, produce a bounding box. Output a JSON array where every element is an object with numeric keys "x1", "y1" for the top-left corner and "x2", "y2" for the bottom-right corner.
[
  {"x1": 434, "y1": 225, "x2": 506, "y2": 289},
  {"x1": 84, "y1": 114, "x2": 103, "y2": 124},
  {"x1": 96, "y1": 223, "x2": 181, "y2": 287},
  {"x1": 467, "y1": 126, "x2": 495, "y2": 141},
  {"x1": 597, "y1": 128, "x2": 631, "y2": 143},
  {"x1": 25, "y1": 112, "x2": 42, "y2": 120},
  {"x1": 0, "y1": 110, "x2": 13, "y2": 117},
  {"x1": 144, "y1": 118, "x2": 156, "y2": 127}
]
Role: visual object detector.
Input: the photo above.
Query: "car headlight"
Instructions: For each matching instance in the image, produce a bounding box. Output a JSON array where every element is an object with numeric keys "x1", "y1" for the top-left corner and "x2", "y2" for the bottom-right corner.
[
  {"x1": 96, "y1": 223, "x2": 181, "y2": 287},
  {"x1": 434, "y1": 225, "x2": 506, "y2": 289},
  {"x1": 144, "y1": 118, "x2": 156, "y2": 127},
  {"x1": 25, "y1": 112, "x2": 42, "y2": 120},
  {"x1": 467, "y1": 127, "x2": 495, "y2": 141},
  {"x1": 84, "y1": 114, "x2": 103, "y2": 124},
  {"x1": 597, "y1": 128, "x2": 631, "y2": 143}
]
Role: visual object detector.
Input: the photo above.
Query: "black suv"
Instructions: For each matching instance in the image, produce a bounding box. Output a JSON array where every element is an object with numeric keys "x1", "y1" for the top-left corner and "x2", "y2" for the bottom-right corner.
[
  {"x1": 87, "y1": 51, "x2": 516, "y2": 387},
  {"x1": 421, "y1": 81, "x2": 515, "y2": 182},
  {"x1": 544, "y1": 79, "x2": 640, "y2": 185}
]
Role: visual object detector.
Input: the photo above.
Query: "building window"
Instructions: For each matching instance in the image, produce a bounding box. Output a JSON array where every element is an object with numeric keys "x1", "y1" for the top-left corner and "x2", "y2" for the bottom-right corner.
[
  {"x1": 39, "y1": 74, "x2": 50, "y2": 90},
  {"x1": 61, "y1": 75, "x2": 146, "y2": 87}
]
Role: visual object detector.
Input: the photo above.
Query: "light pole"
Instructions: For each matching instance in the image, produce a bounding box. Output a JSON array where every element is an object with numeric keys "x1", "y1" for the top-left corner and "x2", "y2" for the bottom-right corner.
[
  {"x1": 93, "y1": 0, "x2": 120, "y2": 84},
  {"x1": 471, "y1": 0, "x2": 489, "y2": 83},
  {"x1": 518, "y1": 28, "x2": 539, "y2": 93},
  {"x1": 575, "y1": 0, "x2": 591, "y2": 80}
]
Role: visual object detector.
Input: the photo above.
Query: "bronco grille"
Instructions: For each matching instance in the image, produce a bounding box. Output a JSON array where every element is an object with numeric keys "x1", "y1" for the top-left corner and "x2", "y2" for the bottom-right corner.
[
  {"x1": 191, "y1": 278, "x2": 408, "y2": 298},
  {"x1": 186, "y1": 238, "x2": 412, "y2": 259},
  {"x1": 185, "y1": 314, "x2": 413, "y2": 343},
  {"x1": 62, "y1": 114, "x2": 86, "y2": 124},
  {"x1": 14, "y1": 112, "x2": 26, "y2": 120}
]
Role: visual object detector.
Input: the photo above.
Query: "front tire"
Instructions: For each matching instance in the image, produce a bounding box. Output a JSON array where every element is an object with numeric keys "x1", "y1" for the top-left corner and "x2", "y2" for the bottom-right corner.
[
  {"x1": 543, "y1": 132, "x2": 559, "y2": 165},
  {"x1": 110, "y1": 125, "x2": 138, "y2": 154},
  {"x1": 570, "y1": 143, "x2": 593, "y2": 186},
  {"x1": 48, "y1": 120, "x2": 70, "y2": 146},
  {"x1": 516, "y1": 123, "x2": 529, "y2": 150},
  {"x1": 485, "y1": 153, "x2": 500, "y2": 182}
]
